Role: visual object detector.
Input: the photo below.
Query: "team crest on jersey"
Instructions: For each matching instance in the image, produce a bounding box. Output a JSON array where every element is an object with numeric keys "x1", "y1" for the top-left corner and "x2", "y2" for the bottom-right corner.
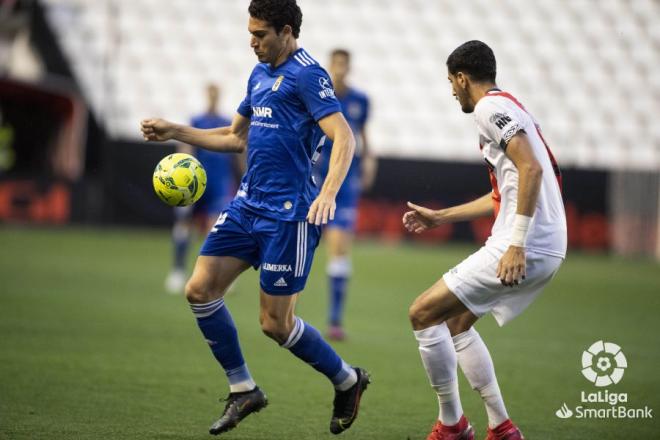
[{"x1": 272, "y1": 75, "x2": 284, "y2": 91}]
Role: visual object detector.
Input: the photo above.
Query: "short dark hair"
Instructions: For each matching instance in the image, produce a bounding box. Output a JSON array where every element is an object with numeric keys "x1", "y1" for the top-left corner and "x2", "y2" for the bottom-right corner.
[
  {"x1": 446, "y1": 40, "x2": 496, "y2": 83},
  {"x1": 248, "y1": 0, "x2": 303, "y2": 38},
  {"x1": 331, "y1": 48, "x2": 351, "y2": 61}
]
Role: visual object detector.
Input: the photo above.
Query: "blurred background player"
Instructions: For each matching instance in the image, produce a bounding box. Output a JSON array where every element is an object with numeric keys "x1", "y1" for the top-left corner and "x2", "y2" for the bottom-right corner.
[
  {"x1": 164, "y1": 83, "x2": 241, "y2": 294},
  {"x1": 404, "y1": 41, "x2": 565, "y2": 440},
  {"x1": 314, "y1": 48, "x2": 376, "y2": 340}
]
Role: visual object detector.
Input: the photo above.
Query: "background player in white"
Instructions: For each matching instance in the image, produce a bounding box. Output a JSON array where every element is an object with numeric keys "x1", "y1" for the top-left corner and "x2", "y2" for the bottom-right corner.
[
  {"x1": 403, "y1": 40, "x2": 566, "y2": 440},
  {"x1": 165, "y1": 83, "x2": 242, "y2": 294},
  {"x1": 314, "y1": 48, "x2": 376, "y2": 340}
]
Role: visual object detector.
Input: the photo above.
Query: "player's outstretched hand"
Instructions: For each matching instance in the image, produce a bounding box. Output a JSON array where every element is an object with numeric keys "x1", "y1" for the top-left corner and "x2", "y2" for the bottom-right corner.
[
  {"x1": 403, "y1": 202, "x2": 439, "y2": 233},
  {"x1": 141, "y1": 118, "x2": 177, "y2": 142},
  {"x1": 496, "y1": 245, "x2": 526, "y2": 287},
  {"x1": 307, "y1": 192, "x2": 336, "y2": 226}
]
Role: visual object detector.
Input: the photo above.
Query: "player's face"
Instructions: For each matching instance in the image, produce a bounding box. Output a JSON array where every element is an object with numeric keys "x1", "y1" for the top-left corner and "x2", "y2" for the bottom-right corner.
[
  {"x1": 329, "y1": 54, "x2": 349, "y2": 83},
  {"x1": 248, "y1": 17, "x2": 288, "y2": 64},
  {"x1": 448, "y1": 72, "x2": 474, "y2": 113}
]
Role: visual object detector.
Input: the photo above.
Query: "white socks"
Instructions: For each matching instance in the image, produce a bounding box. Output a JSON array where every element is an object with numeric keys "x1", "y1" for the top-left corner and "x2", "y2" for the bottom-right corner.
[
  {"x1": 327, "y1": 256, "x2": 352, "y2": 277},
  {"x1": 453, "y1": 327, "x2": 509, "y2": 428},
  {"x1": 414, "y1": 323, "x2": 463, "y2": 426},
  {"x1": 229, "y1": 377, "x2": 257, "y2": 393}
]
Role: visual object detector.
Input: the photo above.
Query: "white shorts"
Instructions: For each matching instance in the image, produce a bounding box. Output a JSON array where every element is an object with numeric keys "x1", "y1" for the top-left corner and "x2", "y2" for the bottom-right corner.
[{"x1": 443, "y1": 246, "x2": 563, "y2": 326}]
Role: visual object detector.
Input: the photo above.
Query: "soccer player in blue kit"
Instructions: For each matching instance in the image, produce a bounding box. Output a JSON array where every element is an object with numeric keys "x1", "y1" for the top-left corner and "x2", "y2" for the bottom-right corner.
[
  {"x1": 140, "y1": 0, "x2": 370, "y2": 436},
  {"x1": 314, "y1": 49, "x2": 376, "y2": 340},
  {"x1": 165, "y1": 84, "x2": 240, "y2": 294}
]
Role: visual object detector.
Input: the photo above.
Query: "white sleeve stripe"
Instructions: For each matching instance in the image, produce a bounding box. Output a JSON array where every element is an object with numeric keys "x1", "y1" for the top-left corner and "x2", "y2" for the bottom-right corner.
[
  {"x1": 300, "y1": 51, "x2": 316, "y2": 65},
  {"x1": 294, "y1": 54, "x2": 309, "y2": 66}
]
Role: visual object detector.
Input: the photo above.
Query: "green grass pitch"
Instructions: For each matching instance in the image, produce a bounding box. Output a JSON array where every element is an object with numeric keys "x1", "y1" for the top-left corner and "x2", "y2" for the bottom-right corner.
[{"x1": 1, "y1": 226, "x2": 659, "y2": 439}]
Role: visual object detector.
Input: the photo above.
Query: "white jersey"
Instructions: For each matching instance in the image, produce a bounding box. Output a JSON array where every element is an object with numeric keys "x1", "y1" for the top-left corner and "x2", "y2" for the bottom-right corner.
[{"x1": 474, "y1": 90, "x2": 567, "y2": 258}]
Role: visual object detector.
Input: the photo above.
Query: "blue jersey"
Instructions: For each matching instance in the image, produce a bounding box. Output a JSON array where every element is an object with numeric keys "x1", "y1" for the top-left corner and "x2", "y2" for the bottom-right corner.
[
  {"x1": 190, "y1": 113, "x2": 235, "y2": 213},
  {"x1": 337, "y1": 88, "x2": 369, "y2": 155},
  {"x1": 191, "y1": 113, "x2": 233, "y2": 180},
  {"x1": 316, "y1": 87, "x2": 369, "y2": 174},
  {"x1": 235, "y1": 48, "x2": 341, "y2": 222}
]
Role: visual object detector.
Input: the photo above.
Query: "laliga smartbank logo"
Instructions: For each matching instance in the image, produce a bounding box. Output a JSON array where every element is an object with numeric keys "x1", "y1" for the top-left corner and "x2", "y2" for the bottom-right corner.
[
  {"x1": 581, "y1": 340, "x2": 626, "y2": 386},
  {"x1": 555, "y1": 340, "x2": 653, "y2": 420}
]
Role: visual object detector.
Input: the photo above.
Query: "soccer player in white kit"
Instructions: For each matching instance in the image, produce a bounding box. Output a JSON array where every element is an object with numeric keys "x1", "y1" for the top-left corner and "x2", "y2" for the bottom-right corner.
[{"x1": 403, "y1": 40, "x2": 566, "y2": 440}]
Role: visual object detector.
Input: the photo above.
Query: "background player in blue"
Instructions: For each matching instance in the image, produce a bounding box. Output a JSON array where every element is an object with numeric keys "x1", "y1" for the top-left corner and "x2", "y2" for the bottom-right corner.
[
  {"x1": 140, "y1": 0, "x2": 370, "y2": 436},
  {"x1": 165, "y1": 83, "x2": 241, "y2": 294},
  {"x1": 314, "y1": 49, "x2": 377, "y2": 341}
]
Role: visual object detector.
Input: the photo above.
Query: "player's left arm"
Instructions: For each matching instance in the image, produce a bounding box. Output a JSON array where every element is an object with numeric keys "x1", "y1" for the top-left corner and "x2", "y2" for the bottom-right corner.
[
  {"x1": 307, "y1": 112, "x2": 356, "y2": 225},
  {"x1": 496, "y1": 132, "x2": 543, "y2": 286}
]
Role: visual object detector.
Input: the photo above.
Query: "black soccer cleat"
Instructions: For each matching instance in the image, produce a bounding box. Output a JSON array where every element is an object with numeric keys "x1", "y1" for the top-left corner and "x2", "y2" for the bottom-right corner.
[
  {"x1": 209, "y1": 387, "x2": 268, "y2": 435},
  {"x1": 329, "y1": 367, "x2": 371, "y2": 435}
]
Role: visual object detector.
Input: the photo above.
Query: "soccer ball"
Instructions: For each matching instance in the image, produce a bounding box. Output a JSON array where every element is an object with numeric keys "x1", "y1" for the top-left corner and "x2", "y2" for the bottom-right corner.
[{"x1": 152, "y1": 153, "x2": 206, "y2": 206}]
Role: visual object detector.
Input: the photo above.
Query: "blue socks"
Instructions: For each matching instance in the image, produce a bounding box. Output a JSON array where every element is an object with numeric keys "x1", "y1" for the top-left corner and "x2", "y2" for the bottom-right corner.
[
  {"x1": 329, "y1": 276, "x2": 347, "y2": 325},
  {"x1": 190, "y1": 298, "x2": 256, "y2": 393},
  {"x1": 190, "y1": 300, "x2": 356, "y2": 392},
  {"x1": 327, "y1": 257, "x2": 352, "y2": 326},
  {"x1": 282, "y1": 317, "x2": 357, "y2": 390},
  {"x1": 173, "y1": 223, "x2": 189, "y2": 270}
]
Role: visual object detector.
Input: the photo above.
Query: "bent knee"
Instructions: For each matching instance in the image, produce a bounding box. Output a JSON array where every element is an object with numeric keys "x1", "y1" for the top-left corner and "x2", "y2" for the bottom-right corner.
[
  {"x1": 185, "y1": 278, "x2": 218, "y2": 304},
  {"x1": 260, "y1": 316, "x2": 294, "y2": 345},
  {"x1": 409, "y1": 300, "x2": 446, "y2": 330},
  {"x1": 408, "y1": 302, "x2": 426, "y2": 329}
]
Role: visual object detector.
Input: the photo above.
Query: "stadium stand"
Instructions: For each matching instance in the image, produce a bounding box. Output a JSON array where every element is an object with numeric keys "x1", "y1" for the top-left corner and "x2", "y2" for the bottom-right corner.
[
  {"x1": 45, "y1": 0, "x2": 660, "y2": 169},
  {"x1": 41, "y1": 0, "x2": 659, "y2": 170}
]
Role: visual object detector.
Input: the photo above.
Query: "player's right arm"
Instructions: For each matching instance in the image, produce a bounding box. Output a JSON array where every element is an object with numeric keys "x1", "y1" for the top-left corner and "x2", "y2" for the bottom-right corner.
[
  {"x1": 140, "y1": 113, "x2": 249, "y2": 153},
  {"x1": 403, "y1": 193, "x2": 494, "y2": 233}
]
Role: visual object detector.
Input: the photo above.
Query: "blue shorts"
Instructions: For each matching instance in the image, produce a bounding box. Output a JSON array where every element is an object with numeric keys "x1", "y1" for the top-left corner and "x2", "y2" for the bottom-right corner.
[
  {"x1": 200, "y1": 203, "x2": 321, "y2": 295},
  {"x1": 315, "y1": 150, "x2": 362, "y2": 232},
  {"x1": 327, "y1": 173, "x2": 360, "y2": 231}
]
